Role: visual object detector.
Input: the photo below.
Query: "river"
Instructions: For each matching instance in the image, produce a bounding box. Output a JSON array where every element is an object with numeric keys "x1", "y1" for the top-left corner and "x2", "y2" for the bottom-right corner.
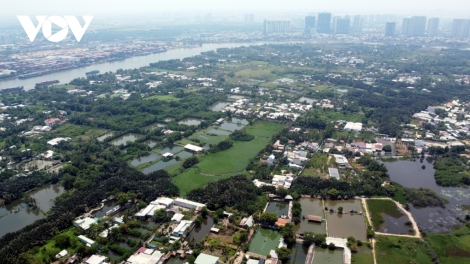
[
  {"x1": 0, "y1": 184, "x2": 65, "y2": 237},
  {"x1": 0, "y1": 41, "x2": 304, "y2": 90},
  {"x1": 383, "y1": 159, "x2": 470, "y2": 233}
]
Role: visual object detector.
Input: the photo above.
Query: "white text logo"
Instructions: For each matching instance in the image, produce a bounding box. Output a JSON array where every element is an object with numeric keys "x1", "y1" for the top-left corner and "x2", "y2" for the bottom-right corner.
[{"x1": 17, "y1": 16, "x2": 93, "y2": 42}]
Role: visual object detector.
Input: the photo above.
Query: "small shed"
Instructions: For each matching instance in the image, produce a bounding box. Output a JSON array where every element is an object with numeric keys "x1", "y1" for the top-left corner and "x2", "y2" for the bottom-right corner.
[
  {"x1": 163, "y1": 152, "x2": 173, "y2": 158},
  {"x1": 307, "y1": 215, "x2": 323, "y2": 223}
]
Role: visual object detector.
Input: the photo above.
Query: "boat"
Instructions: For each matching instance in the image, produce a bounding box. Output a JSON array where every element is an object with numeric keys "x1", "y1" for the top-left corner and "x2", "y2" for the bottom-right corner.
[
  {"x1": 85, "y1": 70, "x2": 100, "y2": 75},
  {"x1": 106, "y1": 205, "x2": 121, "y2": 216},
  {"x1": 1, "y1": 86, "x2": 24, "y2": 93},
  {"x1": 18, "y1": 72, "x2": 43, "y2": 79},
  {"x1": 35, "y1": 80, "x2": 59, "y2": 87}
]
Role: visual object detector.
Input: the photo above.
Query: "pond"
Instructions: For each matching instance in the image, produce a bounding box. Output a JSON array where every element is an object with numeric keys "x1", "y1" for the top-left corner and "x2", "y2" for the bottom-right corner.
[
  {"x1": 0, "y1": 184, "x2": 65, "y2": 238},
  {"x1": 380, "y1": 211, "x2": 411, "y2": 235},
  {"x1": 265, "y1": 201, "x2": 289, "y2": 217},
  {"x1": 210, "y1": 102, "x2": 230, "y2": 111},
  {"x1": 97, "y1": 132, "x2": 114, "y2": 142},
  {"x1": 142, "y1": 159, "x2": 179, "y2": 174},
  {"x1": 177, "y1": 151, "x2": 193, "y2": 159},
  {"x1": 231, "y1": 117, "x2": 249, "y2": 125},
  {"x1": 248, "y1": 228, "x2": 283, "y2": 256},
  {"x1": 324, "y1": 200, "x2": 367, "y2": 241},
  {"x1": 187, "y1": 216, "x2": 214, "y2": 242},
  {"x1": 24, "y1": 160, "x2": 54, "y2": 170},
  {"x1": 294, "y1": 198, "x2": 326, "y2": 235},
  {"x1": 219, "y1": 122, "x2": 245, "y2": 132},
  {"x1": 110, "y1": 134, "x2": 140, "y2": 146},
  {"x1": 312, "y1": 247, "x2": 344, "y2": 264},
  {"x1": 206, "y1": 129, "x2": 231, "y2": 135},
  {"x1": 178, "y1": 119, "x2": 202, "y2": 126},
  {"x1": 383, "y1": 159, "x2": 470, "y2": 232},
  {"x1": 158, "y1": 146, "x2": 183, "y2": 154},
  {"x1": 286, "y1": 243, "x2": 310, "y2": 264},
  {"x1": 145, "y1": 123, "x2": 166, "y2": 130},
  {"x1": 165, "y1": 257, "x2": 187, "y2": 264},
  {"x1": 298, "y1": 97, "x2": 317, "y2": 105},
  {"x1": 130, "y1": 153, "x2": 161, "y2": 167},
  {"x1": 145, "y1": 140, "x2": 158, "y2": 149}
]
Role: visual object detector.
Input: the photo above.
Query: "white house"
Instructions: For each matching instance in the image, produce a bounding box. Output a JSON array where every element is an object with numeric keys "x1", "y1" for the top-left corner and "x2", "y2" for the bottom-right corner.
[
  {"x1": 184, "y1": 144, "x2": 204, "y2": 152},
  {"x1": 78, "y1": 235, "x2": 95, "y2": 246},
  {"x1": 151, "y1": 197, "x2": 174, "y2": 208},
  {"x1": 173, "y1": 220, "x2": 193, "y2": 237},
  {"x1": 85, "y1": 255, "x2": 106, "y2": 264},
  {"x1": 74, "y1": 217, "x2": 97, "y2": 231},
  {"x1": 174, "y1": 198, "x2": 206, "y2": 210},
  {"x1": 195, "y1": 253, "x2": 219, "y2": 264}
]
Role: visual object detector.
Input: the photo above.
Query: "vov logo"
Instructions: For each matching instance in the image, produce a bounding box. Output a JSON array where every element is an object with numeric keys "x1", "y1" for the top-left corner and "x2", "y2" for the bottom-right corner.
[{"x1": 17, "y1": 16, "x2": 93, "y2": 42}]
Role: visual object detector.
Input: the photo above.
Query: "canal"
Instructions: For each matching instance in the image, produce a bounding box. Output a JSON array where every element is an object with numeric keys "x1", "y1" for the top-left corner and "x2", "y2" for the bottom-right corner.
[{"x1": 0, "y1": 184, "x2": 65, "y2": 237}]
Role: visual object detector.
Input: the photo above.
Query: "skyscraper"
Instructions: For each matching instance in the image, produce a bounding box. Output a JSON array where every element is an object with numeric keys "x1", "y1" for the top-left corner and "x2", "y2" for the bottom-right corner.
[
  {"x1": 263, "y1": 20, "x2": 291, "y2": 35},
  {"x1": 452, "y1": 19, "x2": 470, "y2": 37},
  {"x1": 427, "y1": 18, "x2": 439, "y2": 37},
  {"x1": 335, "y1": 18, "x2": 350, "y2": 34},
  {"x1": 244, "y1": 14, "x2": 254, "y2": 23},
  {"x1": 352, "y1": 15, "x2": 363, "y2": 33},
  {"x1": 385, "y1": 22, "x2": 396, "y2": 37},
  {"x1": 305, "y1": 16, "x2": 316, "y2": 34},
  {"x1": 402, "y1": 16, "x2": 426, "y2": 36},
  {"x1": 317, "y1": 12, "x2": 331, "y2": 33}
]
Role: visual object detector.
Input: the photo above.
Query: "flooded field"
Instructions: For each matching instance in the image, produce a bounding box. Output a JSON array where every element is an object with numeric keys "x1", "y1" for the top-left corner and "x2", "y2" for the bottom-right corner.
[
  {"x1": 187, "y1": 216, "x2": 214, "y2": 242},
  {"x1": 0, "y1": 184, "x2": 64, "y2": 237},
  {"x1": 286, "y1": 243, "x2": 310, "y2": 264},
  {"x1": 110, "y1": 134, "x2": 140, "y2": 146},
  {"x1": 384, "y1": 159, "x2": 470, "y2": 232},
  {"x1": 248, "y1": 228, "x2": 283, "y2": 256},
  {"x1": 294, "y1": 198, "x2": 326, "y2": 235},
  {"x1": 206, "y1": 129, "x2": 231, "y2": 135},
  {"x1": 324, "y1": 200, "x2": 367, "y2": 241},
  {"x1": 130, "y1": 153, "x2": 161, "y2": 167},
  {"x1": 176, "y1": 151, "x2": 193, "y2": 159},
  {"x1": 145, "y1": 140, "x2": 158, "y2": 148},
  {"x1": 142, "y1": 159, "x2": 179, "y2": 174},
  {"x1": 265, "y1": 201, "x2": 289, "y2": 217},
  {"x1": 210, "y1": 102, "x2": 230, "y2": 111},
  {"x1": 381, "y1": 213, "x2": 411, "y2": 234},
  {"x1": 25, "y1": 160, "x2": 54, "y2": 170},
  {"x1": 97, "y1": 132, "x2": 114, "y2": 142},
  {"x1": 178, "y1": 119, "x2": 202, "y2": 126},
  {"x1": 312, "y1": 247, "x2": 344, "y2": 264}
]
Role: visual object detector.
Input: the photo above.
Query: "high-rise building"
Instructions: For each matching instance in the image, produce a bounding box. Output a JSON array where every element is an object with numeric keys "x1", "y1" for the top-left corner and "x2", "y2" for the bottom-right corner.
[
  {"x1": 452, "y1": 19, "x2": 470, "y2": 37},
  {"x1": 292, "y1": 18, "x2": 305, "y2": 31},
  {"x1": 317, "y1": 12, "x2": 331, "y2": 33},
  {"x1": 402, "y1": 16, "x2": 426, "y2": 36},
  {"x1": 335, "y1": 18, "x2": 350, "y2": 34},
  {"x1": 352, "y1": 15, "x2": 363, "y2": 33},
  {"x1": 427, "y1": 18, "x2": 439, "y2": 37},
  {"x1": 385, "y1": 22, "x2": 396, "y2": 37},
  {"x1": 244, "y1": 14, "x2": 254, "y2": 23},
  {"x1": 263, "y1": 20, "x2": 291, "y2": 34},
  {"x1": 305, "y1": 16, "x2": 316, "y2": 34}
]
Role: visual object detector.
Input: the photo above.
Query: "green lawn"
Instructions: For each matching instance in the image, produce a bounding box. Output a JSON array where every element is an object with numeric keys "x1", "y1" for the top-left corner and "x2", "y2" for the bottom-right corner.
[
  {"x1": 173, "y1": 120, "x2": 284, "y2": 195},
  {"x1": 427, "y1": 225, "x2": 470, "y2": 264},
  {"x1": 375, "y1": 235, "x2": 433, "y2": 264},
  {"x1": 144, "y1": 94, "x2": 181, "y2": 102},
  {"x1": 366, "y1": 199, "x2": 406, "y2": 231},
  {"x1": 31, "y1": 228, "x2": 79, "y2": 263},
  {"x1": 189, "y1": 131, "x2": 227, "y2": 145}
]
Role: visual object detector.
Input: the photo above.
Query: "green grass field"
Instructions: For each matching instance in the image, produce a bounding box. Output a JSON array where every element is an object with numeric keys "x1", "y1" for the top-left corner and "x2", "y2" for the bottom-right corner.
[
  {"x1": 173, "y1": 120, "x2": 284, "y2": 196},
  {"x1": 53, "y1": 124, "x2": 108, "y2": 140},
  {"x1": 366, "y1": 199, "x2": 405, "y2": 231},
  {"x1": 31, "y1": 228, "x2": 79, "y2": 262},
  {"x1": 375, "y1": 236, "x2": 433, "y2": 264},
  {"x1": 427, "y1": 225, "x2": 470, "y2": 264},
  {"x1": 144, "y1": 94, "x2": 181, "y2": 102},
  {"x1": 351, "y1": 245, "x2": 374, "y2": 264}
]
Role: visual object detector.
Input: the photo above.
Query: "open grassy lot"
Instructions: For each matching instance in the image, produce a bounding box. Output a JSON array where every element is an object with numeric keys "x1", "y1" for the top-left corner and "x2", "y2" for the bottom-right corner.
[
  {"x1": 427, "y1": 225, "x2": 470, "y2": 264},
  {"x1": 351, "y1": 244, "x2": 374, "y2": 264},
  {"x1": 144, "y1": 94, "x2": 181, "y2": 102},
  {"x1": 173, "y1": 120, "x2": 284, "y2": 195},
  {"x1": 366, "y1": 199, "x2": 405, "y2": 230},
  {"x1": 189, "y1": 130, "x2": 227, "y2": 145},
  {"x1": 53, "y1": 124, "x2": 108, "y2": 140},
  {"x1": 31, "y1": 228, "x2": 79, "y2": 262},
  {"x1": 375, "y1": 235, "x2": 433, "y2": 264}
]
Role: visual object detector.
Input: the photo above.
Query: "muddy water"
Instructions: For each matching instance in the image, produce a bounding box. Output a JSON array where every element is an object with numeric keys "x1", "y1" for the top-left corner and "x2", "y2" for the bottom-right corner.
[
  {"x1": 110, "y1": 134, "x2": 140, "y2": 146},
  {"x1": 313, "y1": 247, "x2": 344, "y2": 264},
  {"x1": 324, "y1": 200, "x2": 367, "y2": 241},
  {"x1": 187, "y1": 216, "x2": 214, "y2": 242},
  {"x1": 384, "y1": 159, "x2": 470, "y2": 232},
  {"x1": 294, "y1": 198, "x2": 326, "y2": 235},
  {"x1": 130, "y1": 153, "x2": 161, "y2": 166},
  {"x1": 265, "y1": 201, "x2": 289, "y2": 217}
]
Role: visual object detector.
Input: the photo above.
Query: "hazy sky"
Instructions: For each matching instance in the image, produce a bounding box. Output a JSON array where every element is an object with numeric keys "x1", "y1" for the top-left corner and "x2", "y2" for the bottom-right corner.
[{"x1": 3, "y1": 0, "x2": 470, "y2": 17}]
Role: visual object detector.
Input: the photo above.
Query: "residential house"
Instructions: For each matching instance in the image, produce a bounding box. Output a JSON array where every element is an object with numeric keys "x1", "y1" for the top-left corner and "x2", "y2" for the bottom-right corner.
[
  {"x1": 173, "y1": 220, "x2": 193, "y2": 237},
  {"x1": 85, "y1": 255, "x2": 106, "y2": 264},
  {"x1": 195, "y1": 253, "x2": 219, "y2": 264}
]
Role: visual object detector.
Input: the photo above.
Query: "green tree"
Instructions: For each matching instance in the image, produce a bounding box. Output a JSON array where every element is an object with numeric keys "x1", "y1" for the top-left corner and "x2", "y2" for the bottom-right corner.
[
  {"x1": 260, "y1": 212, "x2": 278, "y2": 225},
  {"x1": 201, "y1": 206, "x2": 209, "y2": 218},
  {"x1": 194, "y1": 215, "x2": 203, "y2": 227},
  {"x1": 275, "y1": 247, "x2": 292, "y2": 262},
  {"x1": 153, "y1": 209, "x2": 167, "y2": 223},
  {"x1": 303, "y1": 232, "x2": 315, "y2": 245}
]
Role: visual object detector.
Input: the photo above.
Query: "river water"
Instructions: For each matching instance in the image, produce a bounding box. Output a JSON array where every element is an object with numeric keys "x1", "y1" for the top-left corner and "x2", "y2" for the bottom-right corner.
[
  {"x1": 383, "y1": 159, "x2": 470, "y2": 233},
  {"x1": 0, "y1": 41, "x2": 304, "y2": 90},
  {"x1": 0, "y1": 184, "x2": 65, "y2": 237}
]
